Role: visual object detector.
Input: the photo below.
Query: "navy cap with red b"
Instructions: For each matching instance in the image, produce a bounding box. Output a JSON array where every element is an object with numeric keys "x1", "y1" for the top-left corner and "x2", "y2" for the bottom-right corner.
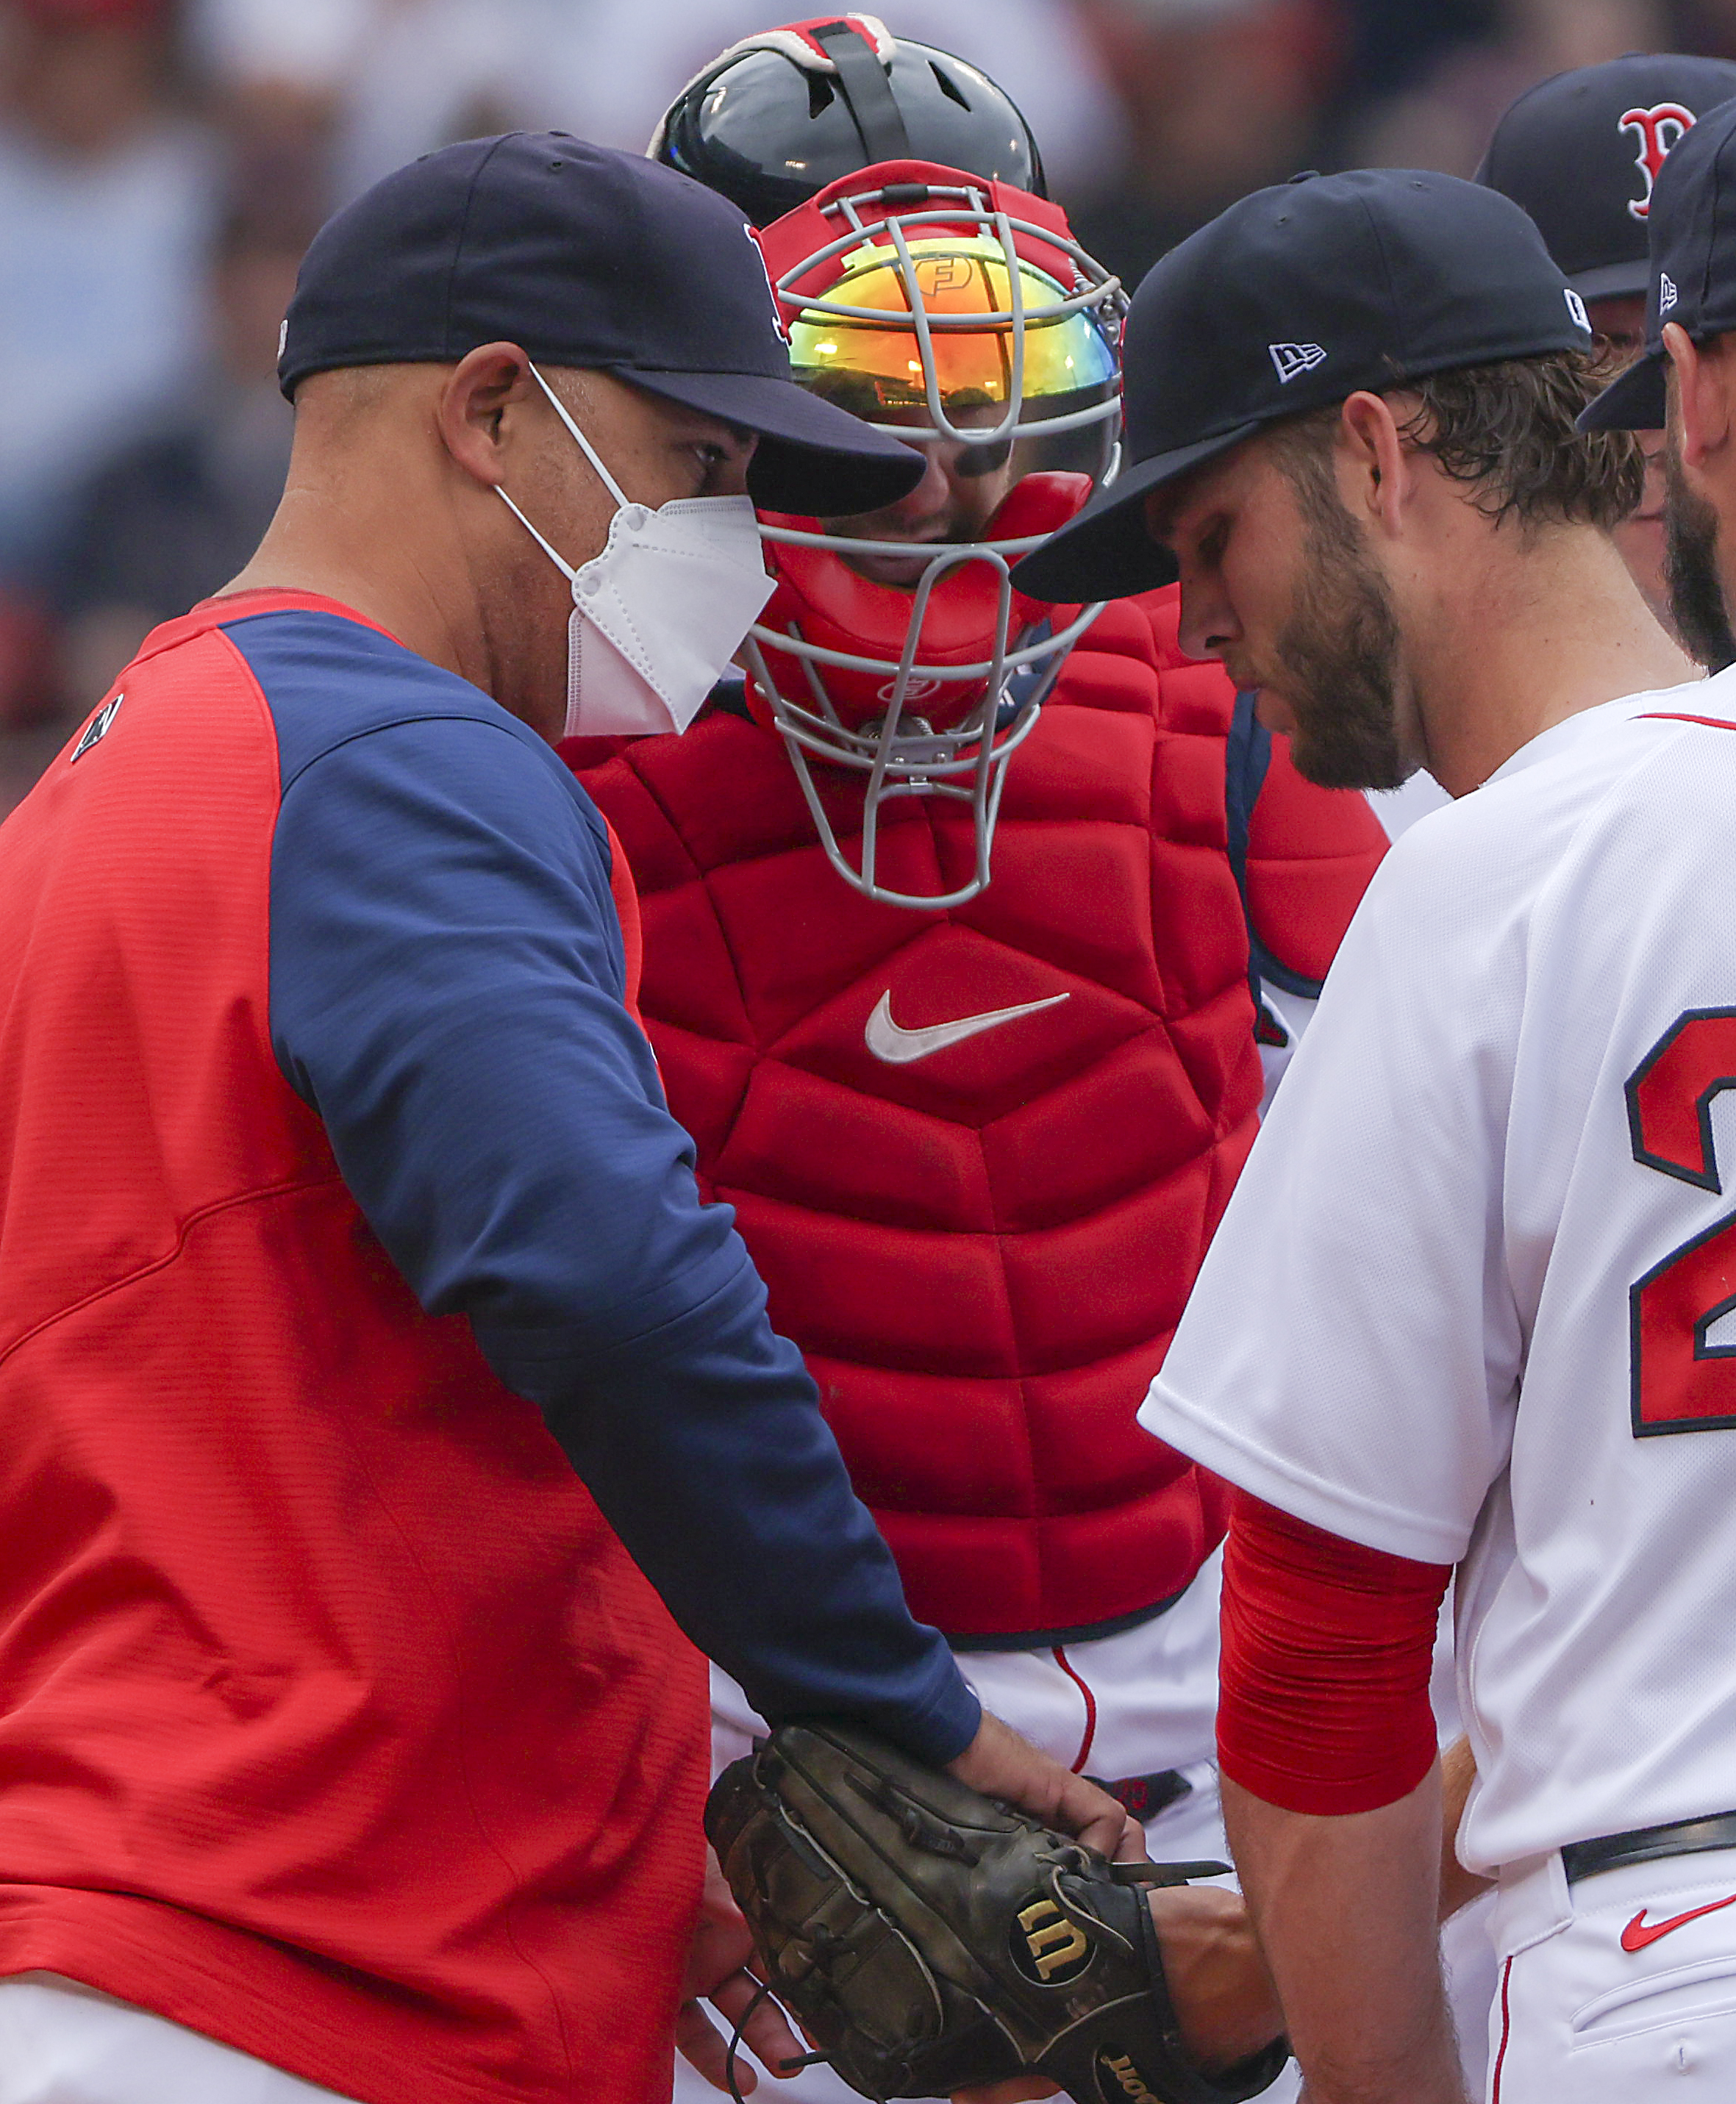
[
  {"x1": 278, "y1": 130, "x2": 924, "y2": 516},
  {"x1": 1580, "y1": 96, "x2": 1736, "y2": 433},
  {"x1": 1477, "y1": 54, "x2": 1736, "y2": 304}
]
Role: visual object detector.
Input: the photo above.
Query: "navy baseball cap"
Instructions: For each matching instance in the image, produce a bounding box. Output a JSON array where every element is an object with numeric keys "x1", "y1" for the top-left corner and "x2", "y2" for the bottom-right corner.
[
  {"x1": 278, "y1": 131, "x2": 925, "y2": 515},
  {"x1": 1015, "y1": 168, "x2": 1593, "y2": 603},
  {"x1": 1581, "y1": 96, "x2": 1736, "y2": 432},
  {"x1": 1478, "y1": 54, "x2": 1736, "y2": 302}
]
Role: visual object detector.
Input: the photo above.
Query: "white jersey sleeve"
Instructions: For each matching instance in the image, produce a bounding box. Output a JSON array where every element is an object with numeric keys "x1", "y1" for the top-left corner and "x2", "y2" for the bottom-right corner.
[
  {"x1": 1145, "y1": 773, "x2": 1524, "y2": 1565},
  {"x1": 1143, "y1": 675, "x2": 1736, "y2": 1869}
]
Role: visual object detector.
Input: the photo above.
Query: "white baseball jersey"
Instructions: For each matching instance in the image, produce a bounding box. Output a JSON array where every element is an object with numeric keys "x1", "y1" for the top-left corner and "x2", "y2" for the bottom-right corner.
[{"x1": 1141, "y1": 672, "x2": 1736, "y2": 1877}]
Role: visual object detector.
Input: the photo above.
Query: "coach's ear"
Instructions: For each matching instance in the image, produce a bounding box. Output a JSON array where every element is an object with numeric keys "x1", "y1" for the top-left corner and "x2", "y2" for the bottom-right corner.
[
  {"x1": 1665, "y1": 322, "x2": 1732, "y2": 471},
  {"x1": 1335, "y1": 390, "x2": 1410, "y2": 542},
  {"x1": 437, "y1": 342, "x2": 539, "y2": 488}
]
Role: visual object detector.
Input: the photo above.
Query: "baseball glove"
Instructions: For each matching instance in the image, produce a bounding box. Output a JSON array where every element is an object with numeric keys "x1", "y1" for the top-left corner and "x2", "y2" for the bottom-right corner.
[{"x1": 706, "y1": 1722, "x2": 1290, "y2": 2104}]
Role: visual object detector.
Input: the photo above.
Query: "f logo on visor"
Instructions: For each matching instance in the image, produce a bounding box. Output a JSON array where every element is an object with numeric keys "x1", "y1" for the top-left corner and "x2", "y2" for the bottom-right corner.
[{"x1": 1620, "y1": 101, "x2": 1697, "y2": 222}]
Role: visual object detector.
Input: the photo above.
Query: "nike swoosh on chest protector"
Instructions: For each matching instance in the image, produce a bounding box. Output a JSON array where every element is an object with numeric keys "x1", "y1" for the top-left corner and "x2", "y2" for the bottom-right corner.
[{"x1": 864, "y1": 989, "x2": 1071, "y2": 1065}]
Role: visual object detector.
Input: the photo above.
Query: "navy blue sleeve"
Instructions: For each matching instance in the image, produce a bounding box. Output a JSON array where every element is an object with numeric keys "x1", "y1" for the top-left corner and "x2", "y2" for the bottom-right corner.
[{"x1": 267, "y1": 707, "x2": 977, "y2": 1763}]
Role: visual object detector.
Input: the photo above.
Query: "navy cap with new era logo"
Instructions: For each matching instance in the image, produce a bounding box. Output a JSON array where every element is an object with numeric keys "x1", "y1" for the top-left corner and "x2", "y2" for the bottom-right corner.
[
  {"x1": 1014, "y1": 167, "x2": 1593, "y2": 603},
  {"x1": 278, "y1": 130, "x2": 924, "y2": 515},
  {"x1": 1581, "y1": 96, "x2": 1736, "y2": 433}
]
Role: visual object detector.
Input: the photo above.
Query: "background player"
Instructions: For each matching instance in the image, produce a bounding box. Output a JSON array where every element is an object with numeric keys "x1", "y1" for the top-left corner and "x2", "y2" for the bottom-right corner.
[
  {"x1": 568, "y1": 18, "x2": 1387, "y2": 2097},
  {"x1": 1018, "y1": 160, "x2": 1718, "y2": 2100},
  {"x1": 1478, "y1": 51, "x2": 1736, "y2": 628}
]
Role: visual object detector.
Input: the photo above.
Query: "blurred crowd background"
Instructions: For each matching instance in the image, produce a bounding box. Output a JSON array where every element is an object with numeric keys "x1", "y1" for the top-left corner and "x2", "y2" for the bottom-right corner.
[{"x1": 1, "y1": 0, "x2": 1729, "y2": 807}]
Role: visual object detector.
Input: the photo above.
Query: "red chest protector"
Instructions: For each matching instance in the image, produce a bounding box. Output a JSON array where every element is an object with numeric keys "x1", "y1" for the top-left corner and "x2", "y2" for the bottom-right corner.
[{"x1": 570, "y1": 587, "x2": 1385, "y2": 1642}]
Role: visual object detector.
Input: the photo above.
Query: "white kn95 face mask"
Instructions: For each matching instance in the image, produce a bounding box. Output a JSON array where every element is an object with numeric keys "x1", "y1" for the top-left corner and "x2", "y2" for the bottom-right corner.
[{"x1": 497, "y1": 363, "x2": 775, "y2": 739}]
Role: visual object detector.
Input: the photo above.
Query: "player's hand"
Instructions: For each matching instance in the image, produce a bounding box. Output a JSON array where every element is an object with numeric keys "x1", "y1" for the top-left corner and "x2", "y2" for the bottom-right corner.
[
  {"x1": 676, "y1": 1844, "x2": 805, "y2": 2093},
  {"x1": 945, "y1": 1709, "x2": 1144, "y2": 1861},
  {"x1": 951, "y1": 1886, "x2": 1282, "y2": 2104},
  {"x1": 1146, "y1": 1882, "x2": 1284, "y2": 2071}
]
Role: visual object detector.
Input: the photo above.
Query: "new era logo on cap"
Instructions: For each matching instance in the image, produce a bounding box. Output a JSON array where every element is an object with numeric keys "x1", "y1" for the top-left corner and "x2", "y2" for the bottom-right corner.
[
  {"x1": 1565, "y1": 286, "x2": 1591, "y2": 331},
  {"x1": 1660, "y1": 271, "x2": 1680, "y2": 312},
  {"x1": 1270, "y1": 341, "x2": 1327, "y2": 384}
]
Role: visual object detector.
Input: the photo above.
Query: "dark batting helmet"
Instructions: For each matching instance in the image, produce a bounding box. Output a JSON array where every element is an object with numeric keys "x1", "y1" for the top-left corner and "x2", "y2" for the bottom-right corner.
[{"x1": 649, "y1": 12, "x2": 1047, "y2": 228}]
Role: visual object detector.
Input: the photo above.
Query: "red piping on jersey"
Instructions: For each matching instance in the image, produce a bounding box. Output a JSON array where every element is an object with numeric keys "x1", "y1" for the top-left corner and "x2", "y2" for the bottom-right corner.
[
  {"x1": 601, "y1": 819, "x2": 644, "y2": 1026},
  {"x1": 1217, "y1": 1493, "x2": 1450, "y2": 1817},
  {"x1": 1490, "y1": 1958, "x2": 1513, "y2": 2103},
  {"x1": 1051, "y1": 1646, "x2": 1099, "y2": 1774},
  {"x1": 1637, "y1": 712, "x2": 1736, "y2": 731}
]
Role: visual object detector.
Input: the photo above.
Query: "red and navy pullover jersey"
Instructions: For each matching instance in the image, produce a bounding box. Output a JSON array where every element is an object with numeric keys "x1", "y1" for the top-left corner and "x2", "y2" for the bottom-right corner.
[{"x1": 0, "y1": 591, "x2": 973, "y2": 2104}]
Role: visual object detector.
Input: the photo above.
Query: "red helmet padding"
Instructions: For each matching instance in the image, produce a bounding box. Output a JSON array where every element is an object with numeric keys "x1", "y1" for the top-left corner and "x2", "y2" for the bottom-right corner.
[
  {"x1": 765, "y1": 12, "x2": 893, "y2": 65},
  {"x1": 753, "y1": 471, "x2": 1090, "y2": 733},
  {"x1": 756, "y1": 159, "x2": 1087, "y2": 315}
]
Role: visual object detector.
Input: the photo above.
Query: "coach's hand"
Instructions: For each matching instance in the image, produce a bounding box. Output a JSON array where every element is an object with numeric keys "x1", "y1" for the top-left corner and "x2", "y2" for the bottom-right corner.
[
  {"x1": 944, "y1": 1709, "x2": 1143, "y2": 1860},
  {"x1": 677, "y1": 1844, "x2": 804, "y2": 2093}
]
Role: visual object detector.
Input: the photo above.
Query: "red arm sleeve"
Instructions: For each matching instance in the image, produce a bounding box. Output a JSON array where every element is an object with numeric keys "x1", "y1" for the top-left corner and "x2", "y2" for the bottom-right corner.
[{"x1": 1217, "y1": 1492, "x2": 1451, "y2": 1816}]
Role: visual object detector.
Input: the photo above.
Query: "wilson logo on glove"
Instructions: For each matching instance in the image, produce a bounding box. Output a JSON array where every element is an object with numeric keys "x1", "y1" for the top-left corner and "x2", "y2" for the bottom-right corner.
[
  {"x1": 707, "y1": 1720, "x2": 1291, "y2": 2104},
  {"x1": 1099, "y1": 2050, "x2": 1165, "y2": 2104},
  {"x1": 1014, "y1": 1898, "x2": 1091, "y2": 1984}
]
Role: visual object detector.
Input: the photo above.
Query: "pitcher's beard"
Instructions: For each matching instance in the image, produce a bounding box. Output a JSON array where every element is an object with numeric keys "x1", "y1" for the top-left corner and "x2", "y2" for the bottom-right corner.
[
  {"x1": 1274, "y1": 482, "x2": 1413, "y2": 792},
  {"x1": 1664, "y1": 449, "x2": 1736, "y2": 674}
]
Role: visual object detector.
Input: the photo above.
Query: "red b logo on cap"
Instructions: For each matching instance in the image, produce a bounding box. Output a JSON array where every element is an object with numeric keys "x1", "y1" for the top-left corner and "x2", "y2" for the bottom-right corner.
[
  {"x1": 1620, "y1": 101, "x2": 1697, "y2": 221},
  {"x1": 746, "y1": 224, "x2": 791, "y2": 345}
]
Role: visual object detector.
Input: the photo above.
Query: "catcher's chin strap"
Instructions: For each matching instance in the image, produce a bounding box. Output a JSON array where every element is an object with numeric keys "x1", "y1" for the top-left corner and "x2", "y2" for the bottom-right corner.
[
  {"x1": 724, "y1": 1979, "x2": 833, "y2": 2104},
  {"x1": 812, "y1": 16, "x2": 911, "y2": 163}
]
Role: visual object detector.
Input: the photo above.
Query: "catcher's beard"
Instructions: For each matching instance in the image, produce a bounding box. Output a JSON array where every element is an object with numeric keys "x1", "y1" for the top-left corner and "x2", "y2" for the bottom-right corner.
[
  {"x1": 1270, "y1": 457, "x2": 1414, "y2": 792},
  {"x1": 1663, "y1": 447, "x2": 1736, "y2": 673}
]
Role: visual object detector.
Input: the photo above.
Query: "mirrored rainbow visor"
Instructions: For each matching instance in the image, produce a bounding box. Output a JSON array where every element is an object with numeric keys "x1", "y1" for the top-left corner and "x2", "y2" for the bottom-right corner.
[{"x1": 787, "y1": 235, "x2": 1118, "y2": 428}]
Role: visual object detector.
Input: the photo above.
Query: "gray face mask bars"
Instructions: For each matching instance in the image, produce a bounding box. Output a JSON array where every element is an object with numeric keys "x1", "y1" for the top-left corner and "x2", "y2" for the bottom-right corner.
[{"x1": 743, "y1": 173, "x2": 1125, "y2": 909}]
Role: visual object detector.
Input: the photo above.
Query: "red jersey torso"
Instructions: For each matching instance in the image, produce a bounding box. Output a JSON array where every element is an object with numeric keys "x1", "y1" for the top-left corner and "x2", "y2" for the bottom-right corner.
[
  {"x1": 0, "y1": 595, "x2": 704, "y2": 2104},
  {"x1": 572, "y1": 587, "x2": 1386, "y2": 1640}
]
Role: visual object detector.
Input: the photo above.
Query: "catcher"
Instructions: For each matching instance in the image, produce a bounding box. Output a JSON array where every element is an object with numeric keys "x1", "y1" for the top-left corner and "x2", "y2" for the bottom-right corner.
[{"x1": 567, "y1": 25, "x2": 1386, "y2": 2092}]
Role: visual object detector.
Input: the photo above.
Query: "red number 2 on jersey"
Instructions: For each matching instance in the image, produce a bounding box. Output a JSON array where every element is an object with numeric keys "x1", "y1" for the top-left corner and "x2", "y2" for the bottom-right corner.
[{"x1": 1626, "y1": 1008, "x2": 1736, "y2": 1436}]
